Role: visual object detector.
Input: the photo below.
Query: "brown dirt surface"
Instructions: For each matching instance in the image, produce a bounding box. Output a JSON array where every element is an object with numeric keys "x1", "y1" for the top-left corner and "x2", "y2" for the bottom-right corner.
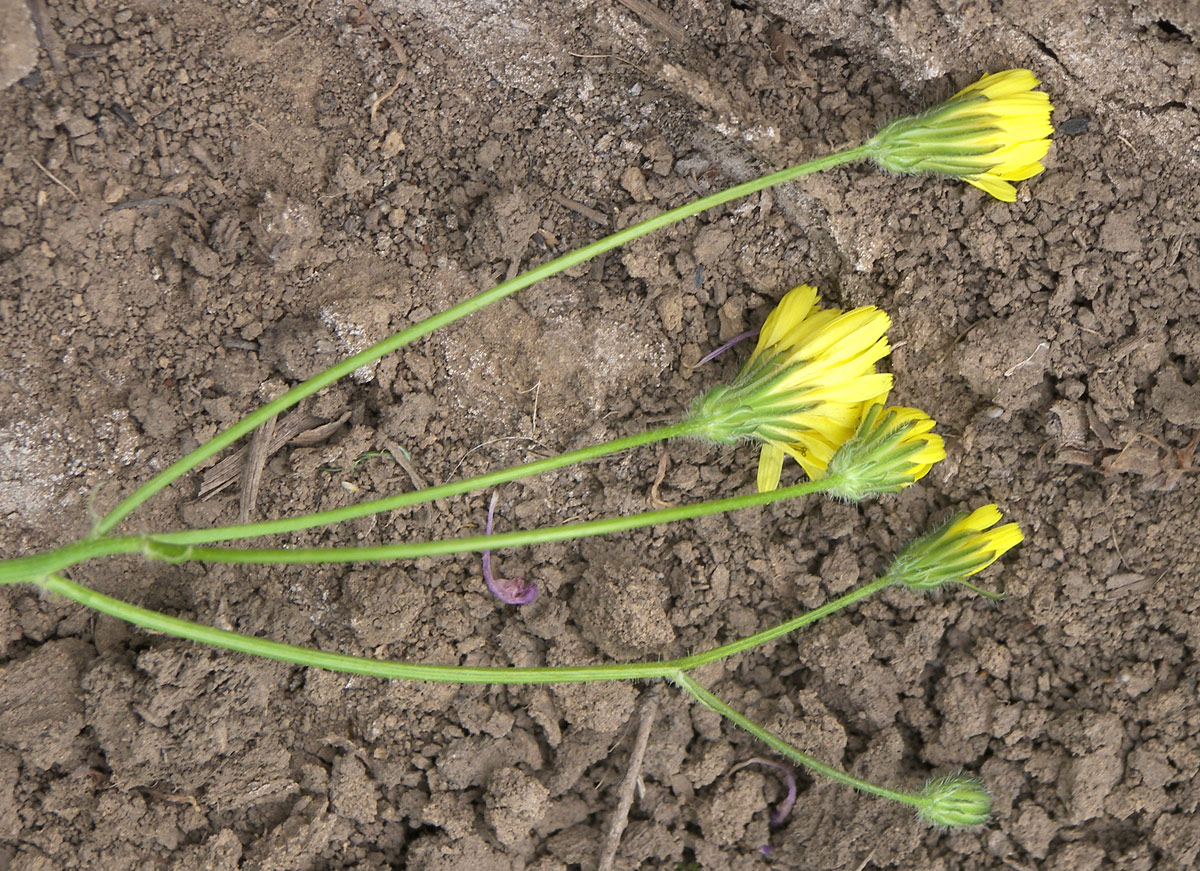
[{"x1": 2, "y1": 0, "x2": 1199, "y2": 869}]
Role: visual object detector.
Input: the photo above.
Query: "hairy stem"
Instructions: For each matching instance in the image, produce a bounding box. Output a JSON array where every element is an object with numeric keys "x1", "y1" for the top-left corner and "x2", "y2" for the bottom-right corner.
[
  {"x1": 0, "y1": 473, "x2": 836, "y2": 585},
  {"x1": 35, "y1": 566, "x2": 892, "y2": 683},
  {"x1": 148, "y1": 420, "x2": 700, "y2": 546},
  {"x1": 154, "y1": 477, "x2": 836, "y2": 567},
  {"x1": 674, "y1": 671, "x2": 923, "y2": 809}
]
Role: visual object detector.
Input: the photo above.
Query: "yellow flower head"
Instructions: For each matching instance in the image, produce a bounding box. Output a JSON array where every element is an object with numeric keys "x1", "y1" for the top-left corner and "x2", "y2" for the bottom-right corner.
[
  {"x1": 688, "y1": 285, "x2": 893, "y2": 492},
  {"x1": 868, "y1": 69, "x2": 1054, "y2": 202},
  {"x1": 888, "y1": 504, "x2": 1024, "y2": 595},
  {"x1": 825, "y1": 403, "x2": 946, "y2": 500}
]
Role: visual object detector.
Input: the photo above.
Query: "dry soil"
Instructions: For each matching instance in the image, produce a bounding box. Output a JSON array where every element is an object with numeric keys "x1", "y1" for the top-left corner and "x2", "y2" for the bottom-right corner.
[{"x1": 1, "y1": 1, "x2": 1198, "y2": 870}]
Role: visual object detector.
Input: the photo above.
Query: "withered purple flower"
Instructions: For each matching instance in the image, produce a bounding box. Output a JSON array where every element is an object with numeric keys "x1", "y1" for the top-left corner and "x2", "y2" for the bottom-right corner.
[
  {"x1": 482, "y1": 492, "x2": 538, "y2": 606},
  {"x1": 698, "y1": 328, "x2": 759, "y2": 365},
  {"x1": 731, "y1": 757, "x2": 798, "y2": 827}
]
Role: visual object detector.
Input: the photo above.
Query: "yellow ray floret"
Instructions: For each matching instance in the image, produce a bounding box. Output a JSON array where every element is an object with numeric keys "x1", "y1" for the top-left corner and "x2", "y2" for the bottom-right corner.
[
  {"x1": 879, "y1": 406, "x2": 946, "y2": 482},
  {"x1": 868, "y1": 68, "x2": 1054, "y2": 201},
  {"x1": 888, "y1": 503, "x2": 1024, "y2": 593},
  {"x1": 688, "y1": 285, "x2": 894, "y2": 491},
  {"x1": 944, "y1": 504, "x2": 1026, "y2": 577},
  {"x1": 823, "y1": 402, "x2": 946, "y2": 500}
]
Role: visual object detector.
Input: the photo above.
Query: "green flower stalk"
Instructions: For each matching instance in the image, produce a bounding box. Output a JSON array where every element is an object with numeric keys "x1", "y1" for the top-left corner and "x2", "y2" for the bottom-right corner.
[
  {"x1": 0, "y1": 283, "x2": 913, "y2": 585},
  {"x1": 687, "y1": 285, "x2": 894, "y2": 493},
  {"x1": 867, "y1": 69, "x2": 1054, "y2": 201},
  {"x1": 28, "y1": 567, "x2": 996, "y2": 827},
  {"x1": 885, "y1": 504, "x2": 1024, "y2": 596},
  {"x1": 675, "y1": 673, "x2": 994, "y2": 828},
  {"x1": 824, "y1": 403, "x2": 945, "y2": 501}
]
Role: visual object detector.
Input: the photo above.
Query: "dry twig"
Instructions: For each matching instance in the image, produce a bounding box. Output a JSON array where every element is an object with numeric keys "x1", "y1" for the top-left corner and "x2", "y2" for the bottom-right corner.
[
  {"x1": 112, "y1": 196, "x2": 207, "y2": 233},
  {"x1": 648, "y1": 446, "x2": 673, "y2": 507},
  {"x1": 238, "y1": 415, "x2": 277, "y2": 524},
  {"x1": 614, "y1": 0, "x2": 686, "y2": 43},
  {"x1": 30, "y1": 157, "x2": 80, "y2": 201},
  {"x1": 382, "y1": 437, "x2": 441, "y2": 524},
  {"x1": 347, "y1": 0, "x2": 409, "y2": 121},
  {"x1": 597, "y1": 692, "x2": 659, "y2": 871},
  {"x1": 551, "y1": 192, "x2": 609, "y2": 226},
  {"x1": 200, "y1": 410, "x2": 349, "y2": 498}
]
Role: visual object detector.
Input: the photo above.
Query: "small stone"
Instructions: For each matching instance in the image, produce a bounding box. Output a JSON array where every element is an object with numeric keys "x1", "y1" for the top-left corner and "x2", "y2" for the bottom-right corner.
[
  {"x1": 184, "y1": 242, "x2": 222, "y2": 278},
  {"x1": 63, "y1": 114, "x2": 96, "y2": 138},
  {"x1": 381, "y1": 130, "x2": 406, "y2": 159},
  {"x1": 692, "y1": 222, "x2": 733, "y2": 265},
  {"x1": 477, "y1": 138, "x2": 502, "y2": 170},
  {"x1": 0, "y1": 205, "x2": 25, "y2": 226},
  {"x1": 1150, "y1": 365, "x2": 1200, "y2": 426},
  {"x1": 252, "y1": 191, "x2": 327, "y2": 272},
  {"x1": 551, "y1": 681, "x2": 636, "y2": 733},
  {"x1": 1098, "y1": 208, "x2": 1143, "y2": 254},
  {"x1": 1013, "y1": 802, "x2": 1056, "y2": 859},
  {"x1": 700, "y1": 771, "x2": 762, "y2": 846},
  {"x1": 332, "y1": 154, "x2": 368, "y2": 194},
  {"x1": 573, "y1": 566, "x2": 674, "y2": 659},
  {"x1": 0, "y1": 0, "x2": 38, "y2": 91},
  {"x1": 102, "y1": 178, "x2": 128, "y2": 204},
  {"x1": 620, "y1": 166, "x2": 652, "y2": 202},
  {"x1": 330, "y1": 755, "x2": 378, "y2": 824},
  {"x1": 1061, "y1": 751, "x2": 1122, "y2": 823},
  {"x1": 0, "y1": 640, "x2": 93, "y2": 771}
]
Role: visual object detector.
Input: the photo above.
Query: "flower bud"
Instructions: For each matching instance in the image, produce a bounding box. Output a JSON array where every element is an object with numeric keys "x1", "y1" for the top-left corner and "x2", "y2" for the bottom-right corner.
[
  {"x1": 886, "y1": 504, "x2": 1022, "y2": 595},
  {"x1": 867, "y1": 69, "x2": 1053, "y2": 202},
  {"x1": 824, "y1": 403, "x2": 945, "y2": 501},
  {"x1": 917, "y1": 775, "x2": 992, "y2": 827}
]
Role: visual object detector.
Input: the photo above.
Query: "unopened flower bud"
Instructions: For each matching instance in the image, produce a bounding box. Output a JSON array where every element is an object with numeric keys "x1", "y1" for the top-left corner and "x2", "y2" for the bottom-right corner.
[
  {"x1": 886, "y1": 504, "x2": 1023, "y2": 595},
  {"x1": 825, "y1": 403, "x2": 944, "y2": 501},
  {"x1": 867, "y1": 69, "x2": 1053, "y2": 202},
  {"x1": 916, "y1": 775, "x2": 992, "y2": 827}
]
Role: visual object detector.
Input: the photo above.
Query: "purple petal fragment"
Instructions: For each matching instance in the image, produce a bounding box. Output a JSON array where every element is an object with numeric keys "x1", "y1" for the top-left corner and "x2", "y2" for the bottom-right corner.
[
  {"x1": 482, "y1": 492, "x2": 538, "y2": 606},
  {"x1": 731, "y1": 757, "x2": 798, "y2": 827},
  {"x1": 698, "y1": 328, "x2": 759, "y2": 365}
]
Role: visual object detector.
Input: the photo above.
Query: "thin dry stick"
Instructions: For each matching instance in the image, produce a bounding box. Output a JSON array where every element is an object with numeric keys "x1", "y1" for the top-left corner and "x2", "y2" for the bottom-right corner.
[
  {"x1": 648, "y1": 446, "x2": 673, "y2": 507},
  {"x1": 199, "y1": 411, "x2": 345, "y2": 498},
  {"x1": 30, "y1": 157, "x2": 80, "y2": 201},
  {"x1": 614, "y1": 0, "x2": 686, "y2": 42},
  {"x1": 382, "y1": 438, "x2": 441, "y2": 523},
  {"x1": 238, "y1": 415, "x2": 277, "y2": 524},
  {"x1": 27, "y1": 0, "x2": 66, "y2": 73},
  {"x1": 347, "y1": 0, "x2": 408, "y2": 121},
  {"x1": 447, "y1": 436, "x2": 552, "y2": 480},
  {"x1": 112, "y1": 195, "x2": 206, "y2": 231},
  {"x1": 598, "y1": 693, "x2": 659, "y2": 871},
  {"x1": 551, "y1": 192, "x2": 609, "y2": 226}
]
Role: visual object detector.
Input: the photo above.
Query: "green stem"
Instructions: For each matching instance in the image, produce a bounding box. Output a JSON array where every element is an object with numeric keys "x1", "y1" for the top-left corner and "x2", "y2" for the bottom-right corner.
[
  {"x1": 0, "y1": 472, "x2": 835, "y2": 585},
  {"x1": 674, "y1": 671, "x2": 922, "y2": 809},
  {"x1": 149, "y1": 419, "x2": 700, "y2": 547},
  {"x1": 673, "y1": 574, "x2": 894, "y2": 669},
  {"x1": 35, "y1": 566, "x2": 892, "y2": 683},
  {"x1": 157, "y1": 476, "x2": 835, "y2": 566},
  {"x1": 91, "y1": 145, "x2": 871, "y2": 537},
  {"x1": 0, "y1": 536, "x2": 143, "y2": 586}
]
